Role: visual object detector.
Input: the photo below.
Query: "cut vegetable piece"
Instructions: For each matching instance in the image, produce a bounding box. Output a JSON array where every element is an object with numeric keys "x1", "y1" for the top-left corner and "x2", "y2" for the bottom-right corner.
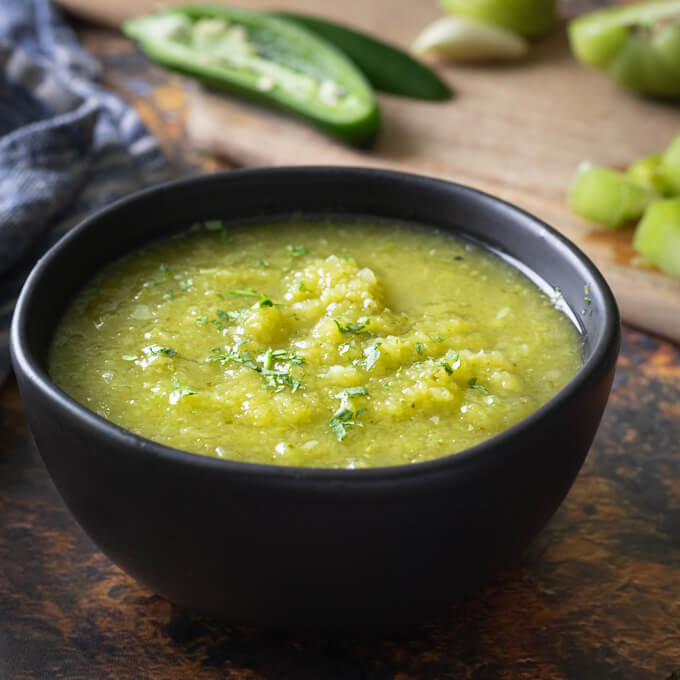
[
  {"x1": 568, "y1": 1, "x2": 680, "y2": 98},
  {"x1": 660, "y1": 133, "x2": 680, "y2": 196},
  {"x1": 412, "y1": 16, "x2": 528, "y2": 62},
  {"x1": 274, "y1": 12, "x2": 452, "y2": 100},
  {"x1": 440, "y1": 0, "x2": 557, "y2": 39},
  {"x1": 627, "y1": 153, "x2": 670, "y2": 195},
  {"x1": 568, "y1": 163, "x2": 658, "y2": 229},
  {"x1": 123, "y1": 6, "x2": 380, "y2": 147},
  {"x1": 633, "y1": 198, "x2": 680, "y2": 278}
]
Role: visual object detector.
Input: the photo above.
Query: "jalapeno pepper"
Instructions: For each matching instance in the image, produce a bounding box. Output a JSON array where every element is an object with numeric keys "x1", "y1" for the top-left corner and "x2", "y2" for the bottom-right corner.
[
  {"x1": 568, "y1": 1, "x2": 680, "y2": 98},
  {"x1": 123, "y1": 5, "x2": 380, "y2": 147},
  {"x1": 274, "y1": 12, "x2": 452, "y2": 101}
]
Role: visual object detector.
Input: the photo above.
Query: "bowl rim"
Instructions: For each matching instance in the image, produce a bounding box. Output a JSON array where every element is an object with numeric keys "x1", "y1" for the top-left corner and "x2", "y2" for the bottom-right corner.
[{"x1": 10, "y1": 166, "x2": 621, "y2": 482}]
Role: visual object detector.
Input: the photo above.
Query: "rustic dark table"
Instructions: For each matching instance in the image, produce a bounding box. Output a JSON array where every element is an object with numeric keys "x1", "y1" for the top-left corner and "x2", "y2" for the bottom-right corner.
[{"x1": 1, "y1": 16, "x2": 680, "y2": 680}]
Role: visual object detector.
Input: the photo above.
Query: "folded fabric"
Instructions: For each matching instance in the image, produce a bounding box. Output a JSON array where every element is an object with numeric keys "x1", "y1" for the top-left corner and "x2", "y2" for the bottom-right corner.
[{"x1": 0, "y1": 0, "x2": 171, "y2": 383}]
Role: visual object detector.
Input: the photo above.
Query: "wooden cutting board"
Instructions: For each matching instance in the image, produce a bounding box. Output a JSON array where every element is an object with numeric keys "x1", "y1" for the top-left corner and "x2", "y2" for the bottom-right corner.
[{"x1": 57, "y1": 0, "x2": 680, "y2": 342}]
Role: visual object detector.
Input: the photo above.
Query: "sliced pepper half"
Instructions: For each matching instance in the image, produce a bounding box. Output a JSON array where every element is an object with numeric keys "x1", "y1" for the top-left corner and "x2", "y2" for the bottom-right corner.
[{"x1": 123, "y1": 5, "x2": 380, "y2": 147}]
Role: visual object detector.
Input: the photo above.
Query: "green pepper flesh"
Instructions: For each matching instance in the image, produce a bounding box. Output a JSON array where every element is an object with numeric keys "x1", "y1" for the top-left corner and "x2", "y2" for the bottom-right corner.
[
  {"x1": 274, "y1": 12, "x2": 452, "y2": 101},
  {"x1": 123, "y1": 5, "x2": 380, "y2": 146}
]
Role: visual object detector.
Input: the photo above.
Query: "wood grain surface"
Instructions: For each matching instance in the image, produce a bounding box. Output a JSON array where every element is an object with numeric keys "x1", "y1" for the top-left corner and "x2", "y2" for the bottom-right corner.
[
  {"x1": 2, "y1": 329, "x2": 680, "y2": 679},
  {"x1": 56, "y1": 0, "x2": 680, "y2": 342}
]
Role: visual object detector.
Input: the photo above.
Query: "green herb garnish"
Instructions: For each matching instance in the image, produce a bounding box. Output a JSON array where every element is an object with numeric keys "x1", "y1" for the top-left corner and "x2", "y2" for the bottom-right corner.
[
  {"x1": 416, "y1": 342, "x2": 425, "y2": 355},
  {"x1": 229, "y1": 288, "x2": 259, "y2": 297},
  {"x1": 334, "y1": 319, "x2": 370, "y2": 335},
  {"x1": 468, "y1": 378, "x2": 489, "y2": 394},
  {"x1": 438, "y1": 351, "x2": 460, "y2": 375},
  {"x1": 209, "y1": 345, "x2": 304, "y2": 393},
  {"x1": 179, "y1": 279, "x2": 192, "y2": 291},
  {"x1": 164, "y1": 289, "x2": 174, "y2": 298},
  {"x1": 430, "y1": 334, "x2": 444, "y2": 343},
  {"x1": 146, "y1": 345, "x2": 177, "y2": 357},
  {"x1": 121, "y1": 354, "x2": 137, "y2": 361},
  {"x1": 333, "y1": 386, "x2": 368, "y2": 399},
  {"x1": 171, "y1": 376, "x2": 196, "y2": 398},
  {"x1": 204, "y1": 220, "x2": 223, "y2": 231},
  {"x1": 256, "y1": 259, "x2": 268, "y2": 267},
  {"x1": 258, "y1": 294, "x2": 274, "y2": 308},
  {"x1": 360, "y1": 341, "x2": 382, "y2": 370},
  {"x1": 159, "y1": 263, "x2": 171, "y2": 274},
  {"x1": 196, "y1": 315, "x2": 208, "y2": 324},
  {"x1": 286, "y1": 243, "x2": 309, "y2": 257}
]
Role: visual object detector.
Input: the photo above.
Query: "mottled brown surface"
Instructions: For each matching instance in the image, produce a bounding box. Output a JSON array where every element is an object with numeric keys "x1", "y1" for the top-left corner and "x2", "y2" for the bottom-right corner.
[
  {"x1": 2, "y1": 330, "x2": 680, "y2": 679},
  {"x1": 2, "y1": 9, "x2": 680, "y2": 680}
]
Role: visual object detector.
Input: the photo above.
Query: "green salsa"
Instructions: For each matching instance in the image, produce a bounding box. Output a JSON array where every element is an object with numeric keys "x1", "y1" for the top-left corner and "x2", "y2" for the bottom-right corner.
[{"x1": 49, "y1": 217, "x2": 582, "y2": 468}]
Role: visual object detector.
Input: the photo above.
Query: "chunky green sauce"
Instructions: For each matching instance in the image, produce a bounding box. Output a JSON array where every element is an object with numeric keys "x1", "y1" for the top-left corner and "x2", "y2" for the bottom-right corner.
[{"x1": 49, "y1": 217, "x2": 582, "y2": 468}]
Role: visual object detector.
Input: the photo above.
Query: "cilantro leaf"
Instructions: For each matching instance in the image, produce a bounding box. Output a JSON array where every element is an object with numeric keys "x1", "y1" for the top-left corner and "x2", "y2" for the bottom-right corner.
[
  {"x1": 468, "y1": 378, "x2": 490, "y2": 394},
  {"x1": 286, "y1": 244, "x2": 309, "y2": 257},
  {"x1": 334, "y1": 319, "x2": 370, "y2": 335}
]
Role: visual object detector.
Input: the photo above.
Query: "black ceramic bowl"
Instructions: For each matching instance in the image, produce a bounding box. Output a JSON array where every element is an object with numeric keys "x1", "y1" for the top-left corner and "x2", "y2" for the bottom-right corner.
[{"x1": 11, "y1": 167, "x2": 620, "y2": 627}]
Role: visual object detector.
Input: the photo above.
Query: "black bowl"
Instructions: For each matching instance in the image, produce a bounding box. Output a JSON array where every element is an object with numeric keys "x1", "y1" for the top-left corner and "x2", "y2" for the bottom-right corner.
[{"x1": 10, "y1": 167, "x2": 620, "y2": 627}]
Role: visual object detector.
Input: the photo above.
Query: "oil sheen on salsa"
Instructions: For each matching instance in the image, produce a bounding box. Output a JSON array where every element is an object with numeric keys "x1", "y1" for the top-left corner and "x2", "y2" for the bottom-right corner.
[{"x1": 49, "y1": 218, "x2": 583, "y2": 468}]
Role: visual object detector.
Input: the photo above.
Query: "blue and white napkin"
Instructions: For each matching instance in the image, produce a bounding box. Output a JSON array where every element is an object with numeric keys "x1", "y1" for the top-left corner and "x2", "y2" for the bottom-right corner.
[{"x1": 0, "y1": 0, "x2": 171, "y2": 383}]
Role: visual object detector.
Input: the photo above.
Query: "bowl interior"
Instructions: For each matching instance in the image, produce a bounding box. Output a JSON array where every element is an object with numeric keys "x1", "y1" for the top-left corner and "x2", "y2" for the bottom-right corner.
[{"x1": 12, "y1": 167, "x2": 619, "y2": 470}]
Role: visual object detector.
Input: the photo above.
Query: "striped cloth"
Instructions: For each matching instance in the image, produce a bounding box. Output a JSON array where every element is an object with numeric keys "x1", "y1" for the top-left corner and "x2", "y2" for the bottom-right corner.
[{"x1": 0, "y1": 0, "x2": 171, "y2": 383}]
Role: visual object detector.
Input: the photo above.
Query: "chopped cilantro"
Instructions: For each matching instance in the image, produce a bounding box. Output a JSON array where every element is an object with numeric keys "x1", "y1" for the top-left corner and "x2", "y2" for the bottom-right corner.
[
  {"x1": 328, "y1": 407, "x2": 363, "y2": 442},
  {"x1": 159, "y1": 264, "x2": 171, "y2": 274},
  {"x1": 438, "y1": 351, "x2": 460, "y2": 375},
  {"x1": 164, "y1": 289, "x2": 174, "y2": 299},
  {"x1": 269, "y1": 349, "x2": 304, "y2": 365},
  {"x1": 333, "y1": 386, "x2": 368, "y2": 399},
  {"x1": 229, "y1": 288, "x2": 259, "y2": 297},
  {"x1": 334, "y1": 319, "x2": 370, "y2": 335},
  {"x1": 179, "y1": 279, "x2": 192, "y2": 291},
  {"x1": 256, "y1": 259, "x2": 268, "y2": 267},
  {"x1": 286, "y1": 244, "x2": 309, "y2": 257},
  {"x1": 416, "y1": 342, "x2": 425, "y2": 355},
  {"x1": 384, "y1": 382, "x2": 391, "y2": 389},
  {"x1": 145, "y1": 345, "x2": 177, "y2": 357},
  {"x1": 430, "y1": 335, "x2": 444, "y2": 343},
  {"x1": 196, "y1": 315, "x2": 208, "y2": 324},
  {"x1": 258, "y1": 294, "x2": 274, "y2": 308},
  {"x1": 360, "y1": 342, "x2": 382, "y2": 370},
  {"x1": 298, "y1": 281, "x2": 307, "y2": 292},
  {"x1": 355, "y1": 407, "x2": 367, "y2": 419},
  {"x1": 468, "y1": 378, "x2": 489, "y2": 394},
  {"x1": 209, "y1": 345, "x2": 304, "y2": 393},
  {"x1": 171, "y1": 376, "x2": 196, "y2": 398},
  {"x1": 584, "y1": 297, "x2": 591, "y2": 306}
]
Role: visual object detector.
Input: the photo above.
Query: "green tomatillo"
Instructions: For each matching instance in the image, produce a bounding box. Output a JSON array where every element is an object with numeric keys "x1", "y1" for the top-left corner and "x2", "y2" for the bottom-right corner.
[
  {"x1": 568, "y1": 1, "x2": 680, "y2": 98},
  {"x1": 439, "y1": 0, "x2": 557, "y2": 39}
]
